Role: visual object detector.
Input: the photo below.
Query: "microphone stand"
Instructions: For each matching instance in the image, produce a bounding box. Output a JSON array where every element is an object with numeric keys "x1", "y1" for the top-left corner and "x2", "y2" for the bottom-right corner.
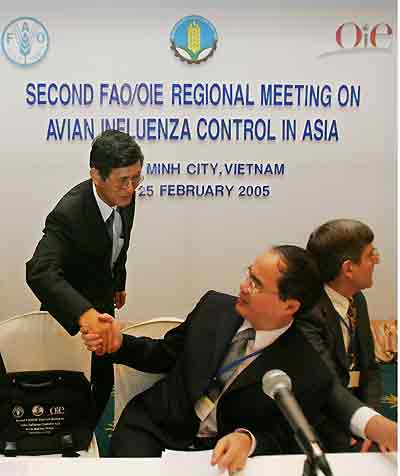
[
  {"x1": 303, "y1": 457, "x2": 322, "y2": 476},
  {"x1": 294, "y1": 432, "x2": 333, "y2": 476},
  {"x1": 262, "y1": 371, "x2": 334, "y2": 476}
]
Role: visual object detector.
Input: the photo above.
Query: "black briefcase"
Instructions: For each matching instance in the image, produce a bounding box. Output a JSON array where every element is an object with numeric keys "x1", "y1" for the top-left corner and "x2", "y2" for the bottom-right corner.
[{"x1": 0, "y1": 370, "x2": 96, "y2": 456}]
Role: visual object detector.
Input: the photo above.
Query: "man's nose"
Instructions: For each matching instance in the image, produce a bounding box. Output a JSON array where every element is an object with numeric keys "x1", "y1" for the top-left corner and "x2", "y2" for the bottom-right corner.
[
  {"x1": 126, "y1": 180, "x2": 134, "y2": 193},
  {"x1": 240, "y1": 279, "x2": 250, "y2": 294}
]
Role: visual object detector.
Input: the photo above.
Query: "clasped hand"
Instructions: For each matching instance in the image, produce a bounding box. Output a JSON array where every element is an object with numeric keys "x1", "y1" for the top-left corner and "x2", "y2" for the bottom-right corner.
[{"x1": 79, "y1": 310, "x2": 122, "y2": 355}]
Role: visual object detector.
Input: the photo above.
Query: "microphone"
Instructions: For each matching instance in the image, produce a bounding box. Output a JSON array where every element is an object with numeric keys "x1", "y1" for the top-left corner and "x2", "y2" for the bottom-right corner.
[{"x1": 262, "y1": 369, "x2": 332, "y2": 476}]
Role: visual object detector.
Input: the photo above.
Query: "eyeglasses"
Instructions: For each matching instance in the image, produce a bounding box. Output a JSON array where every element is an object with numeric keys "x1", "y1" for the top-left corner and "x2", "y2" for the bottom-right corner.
[
  {"x1": 117, "y1": 175, "x2": 144, "y2": 190},
  {"x1": 244, "y1": 267, "x2": 279, "y2": 296}
]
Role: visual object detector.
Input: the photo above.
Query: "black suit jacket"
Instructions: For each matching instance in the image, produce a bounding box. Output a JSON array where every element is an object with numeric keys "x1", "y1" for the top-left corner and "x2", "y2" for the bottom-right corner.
[
  {"x1": 112, "y1": 291, "x2": 362, "y2": 455},
  {"x1": 26, "y1": 179, "x2": 136, "y2": 335},
  {"x1": 299, "y1": 291, "x2": 382, "y2": 411}
]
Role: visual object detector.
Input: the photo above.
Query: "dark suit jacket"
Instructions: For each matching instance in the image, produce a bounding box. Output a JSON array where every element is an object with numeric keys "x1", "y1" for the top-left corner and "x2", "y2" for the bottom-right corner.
[
  {"x1": 26, "y1": 179, "x2": 136, "y2": 335},
  {"x1": 299, "y1": 291, "x2": 382, "y2": 411},
  {"x1": 112, "y1": 291, "x2": 362, "y2": 455}
]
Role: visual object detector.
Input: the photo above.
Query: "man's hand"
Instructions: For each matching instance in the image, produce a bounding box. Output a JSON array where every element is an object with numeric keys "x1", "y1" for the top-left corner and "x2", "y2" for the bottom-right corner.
[
  {"x1": 79, "y1": 308, "x2": 115, "y2": 355},
  {"x1": 350, "y1": 437, "x2": 373, "y2": 452},
  {"x1": 81, "y1": 315, "x2": 122, "y2": 355},
  {"x1": 365, "y1": 415, "x2": 397, "y2": 452},
  {"x1": 359, "y1": 439, "x2": 373, "y2": 452},
  {"x1": 114, "y1": 291, "x2": 127, "y2": 309},
  {"x1": 211, "y1": 432, "x2": 252, "y2": 475}
]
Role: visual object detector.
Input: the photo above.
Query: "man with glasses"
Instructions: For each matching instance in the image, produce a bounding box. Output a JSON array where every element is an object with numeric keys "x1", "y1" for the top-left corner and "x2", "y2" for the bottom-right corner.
[
  {"x1": 299, "y1": 219, "x2": 383, "y2": 452},
  {"x1": 81, "y1": 245, "x2": 396, "y2": 467},
  {"x1": 26, "y1": 129, "x2": 144, "y2": 421}
]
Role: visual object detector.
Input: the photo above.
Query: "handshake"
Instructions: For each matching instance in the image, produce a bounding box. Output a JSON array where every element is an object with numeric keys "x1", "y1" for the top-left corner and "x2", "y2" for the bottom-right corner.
[{"x1": 79, "y1": 308, "x2": 122, "y2": 355}]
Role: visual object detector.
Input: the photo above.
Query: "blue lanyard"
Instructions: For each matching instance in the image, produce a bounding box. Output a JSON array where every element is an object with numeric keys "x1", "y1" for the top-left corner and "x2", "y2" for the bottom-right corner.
[{"x1": 215, "y1": 347, "x2": 265, "y2": 378}]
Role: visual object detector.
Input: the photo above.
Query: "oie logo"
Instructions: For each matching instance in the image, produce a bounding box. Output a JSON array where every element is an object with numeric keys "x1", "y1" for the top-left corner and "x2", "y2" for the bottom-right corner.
[
  {"x1": 1, "y1": 17, "x2": 49, "y2": 66},
  {"x1": 170, "y1": 16, "x2": 217, "y2": 64}
]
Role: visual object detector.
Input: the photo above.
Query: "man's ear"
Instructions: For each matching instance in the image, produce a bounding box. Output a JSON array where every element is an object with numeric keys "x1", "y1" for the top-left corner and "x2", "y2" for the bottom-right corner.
[
  {"x1": 341, "y1": 259, "x2": 353, "y2": 279},
  {"x1": 90, "y1": 168, "x2": 102, "y2": 186},
  {"x1": 284, "y1": 298, "x2": 300, "y2": 316}
]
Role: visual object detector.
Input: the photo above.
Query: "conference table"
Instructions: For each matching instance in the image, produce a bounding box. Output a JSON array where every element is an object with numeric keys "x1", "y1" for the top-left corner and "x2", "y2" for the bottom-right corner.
[{"x1": 0, "y1": 451, "x2": 396, "y2": 476}]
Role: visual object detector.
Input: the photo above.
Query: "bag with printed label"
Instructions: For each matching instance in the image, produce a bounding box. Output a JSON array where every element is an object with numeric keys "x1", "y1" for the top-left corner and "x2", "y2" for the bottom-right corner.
[{"x1": 0, "y1": 370, "x2": 96, "y2": 455}]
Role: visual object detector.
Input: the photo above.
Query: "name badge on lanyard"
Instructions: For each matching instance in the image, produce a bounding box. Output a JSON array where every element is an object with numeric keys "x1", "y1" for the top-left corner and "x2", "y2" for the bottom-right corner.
[{"x1": 348, "y1": 370, "x2": 360, "y2": 389}]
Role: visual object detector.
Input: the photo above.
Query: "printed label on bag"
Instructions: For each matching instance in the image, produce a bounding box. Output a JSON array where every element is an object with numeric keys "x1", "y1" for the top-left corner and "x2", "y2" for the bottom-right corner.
[{"x1": 12, "y1": 403, "x2": 66, "y2": 435}]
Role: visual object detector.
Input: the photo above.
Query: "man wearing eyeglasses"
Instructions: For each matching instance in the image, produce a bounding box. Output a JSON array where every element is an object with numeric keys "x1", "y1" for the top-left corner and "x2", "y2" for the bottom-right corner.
[
  {"x1": 81, "y1": 245, "x2": 396, "y2": 467},
  {"x1": 299, "y1": 219, "x2": 383, "y2": 453},
  {"x1": 26, "y1": 129, "x2": 144, "y2": 421}
]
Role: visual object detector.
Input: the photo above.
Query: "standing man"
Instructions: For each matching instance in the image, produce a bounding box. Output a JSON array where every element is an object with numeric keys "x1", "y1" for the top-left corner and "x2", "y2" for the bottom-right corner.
[
  {"x1": 26, "y1": 129, "x2": 144, "y2": 420},
  {"x1": 300, "y1": 219, "x2": 383, "y2": 451},
  {"x1": 82, "y1": 245, "x2": 396, "y2": 467}
]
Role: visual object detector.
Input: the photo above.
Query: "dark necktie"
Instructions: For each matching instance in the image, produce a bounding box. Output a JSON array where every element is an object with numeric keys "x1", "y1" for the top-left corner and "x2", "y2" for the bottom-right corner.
[
  {"x1": 347, "y1": 298, "x2": 358, "y2": 370},
  {"x1": 347, "y1": 298, "x2": 357, "y2": 332},
  {"x1": 105, "y1": 210, "x2": 115, "y2": 241}
]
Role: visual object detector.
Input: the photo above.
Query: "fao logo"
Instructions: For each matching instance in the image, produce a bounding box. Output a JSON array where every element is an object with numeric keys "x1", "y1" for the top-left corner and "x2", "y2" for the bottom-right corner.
[
  {"x1": 1, "y1": 17, "x2": 49, "y2": 66},
  {"x1": 12, "y1": 405, "x2": 24, "y2": 418}
]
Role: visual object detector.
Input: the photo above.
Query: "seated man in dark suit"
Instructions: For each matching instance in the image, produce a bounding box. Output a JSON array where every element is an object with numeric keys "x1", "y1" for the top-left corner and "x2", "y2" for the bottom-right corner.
[
  {"x1": 82, "y1": 245, "x2": 396, "y2": 471},
  {"x1": 300, "y1": 219, "x2": 384, "y2": 452}
]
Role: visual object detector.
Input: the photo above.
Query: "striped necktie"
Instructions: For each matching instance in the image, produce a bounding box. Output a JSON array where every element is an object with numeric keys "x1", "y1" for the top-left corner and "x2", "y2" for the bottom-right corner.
[
  {"x1": 218, "y1": 328, "x2": 256, "y2": 386},
  {"x1": 347, "y1": 298, "x2": 357, "y2": 332},
  {"x1": 206, "y1": 327, "x2": 256, "y2": 403},
  {"x1": 347, "y1": 298, "x2": 358, "y2": 370}
]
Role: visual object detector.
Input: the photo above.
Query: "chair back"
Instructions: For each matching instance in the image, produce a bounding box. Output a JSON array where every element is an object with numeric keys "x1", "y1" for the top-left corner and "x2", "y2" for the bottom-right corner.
[
  {"x1": 0, "y1": 311, "x2": 91, "y2": 380},
  {"x1": 0, "y1": 311, "x2": 97, "y2": 456},
  {"x1": 114, "y1": 317, "x2": 183, "y2": 427}
]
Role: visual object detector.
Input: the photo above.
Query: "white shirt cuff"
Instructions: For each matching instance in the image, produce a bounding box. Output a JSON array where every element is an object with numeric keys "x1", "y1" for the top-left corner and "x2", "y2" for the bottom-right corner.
[
  {"x1": 350, "y1": 407, "x2": 380, "y2": 439},
  {"x1": 234, "y1": 428, "x2": 256, "y2": 456}
]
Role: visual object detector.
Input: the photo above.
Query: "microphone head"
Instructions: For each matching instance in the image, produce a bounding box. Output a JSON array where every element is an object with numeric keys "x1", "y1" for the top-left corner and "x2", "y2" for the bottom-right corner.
[{"x1": 262, "y1": 369, "x2": 292, "y2": 398}]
